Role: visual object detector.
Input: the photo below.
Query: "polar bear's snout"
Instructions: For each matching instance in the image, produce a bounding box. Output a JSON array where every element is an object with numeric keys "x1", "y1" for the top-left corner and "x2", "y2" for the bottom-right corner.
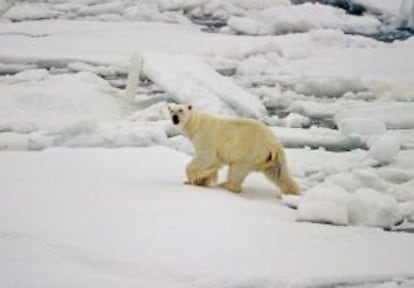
[{"x1": 172, "y1": 114, "x2": 180, "y2": 125}]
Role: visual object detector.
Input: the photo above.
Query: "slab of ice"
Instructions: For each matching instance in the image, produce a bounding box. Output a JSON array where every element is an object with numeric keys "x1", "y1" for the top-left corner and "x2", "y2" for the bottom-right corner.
[
  {"x1": 335, "y1": 103, "x2": 414, "y2": 129},
  {"x1": 128, "y1": 52, "x2": 266, "y2": 118},
  {"x1": 271, "y1": 127, "x2": 366, "y2": 151},
  {"x1": 337, "y1": 117, "x2": 386, "y2": 136},
  {"x1": 2, "y1": 3, "x2": 61, "y2": 21}
]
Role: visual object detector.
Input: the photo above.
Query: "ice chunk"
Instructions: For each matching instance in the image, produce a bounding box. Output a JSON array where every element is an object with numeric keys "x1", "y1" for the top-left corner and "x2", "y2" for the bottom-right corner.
[
  {"x1": 296, "y1": 184, "x2": 350, "y2": 226},
  {"x1": 400, "y1": 201, "x2": 414, "y2": 222},
  {"x1": 399, "y1": 0, "x2": 414, "y2": 29},
  {"x1": 127, "y1": 52, "x2": 266, "y2": 118},
  {"x1": 335, "y1": 103, "x2": 414, "y2": 129},
  {"x1": 271, "y1": 127, "x2": 365, "y2": 151},
  {"x1": 326, "y1": 168, "x2": 391, "y2": 193},
  {"x1": 78, "y1": 2, "x2": 123, "y2": 16},
  {"x1": 236, "y1": 56, "x2": 269, "y2": 76},
  {"x1": 294, "y1": 76, "x2": 365, "y2": 98},
  {"x1": 337, "y1": 117, "x2": 386, "y2": 136},
  {"x1": 369, "y1": 134, "x2": 400, "y2": 165},
  {"x1": 348, "y1": 188, "x2": 402, "y2": 228},
  {"x1": 283, "y1": 113, "x2": 311, "y2": 128},
  {"x1": 3, "y1": 3, "x2": 60, "y2": 21},
  {"x1": 390, "y1": 180, "x2": 414, "y2": 202}
]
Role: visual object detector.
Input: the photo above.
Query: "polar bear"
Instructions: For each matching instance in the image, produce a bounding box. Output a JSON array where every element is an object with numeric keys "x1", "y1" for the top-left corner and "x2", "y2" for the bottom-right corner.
[{"x1": 168, "y1": 104, "x2": 300, "y2": 195}]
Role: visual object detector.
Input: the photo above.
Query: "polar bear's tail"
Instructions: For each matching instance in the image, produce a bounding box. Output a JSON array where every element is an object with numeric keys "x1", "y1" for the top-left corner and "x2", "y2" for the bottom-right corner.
[
  {"x1": 125, "y1": 51, "x2": 143, "y2": 99},
  {"x1": 264, "y1": 148, "x2": 301, "y2": 195}
]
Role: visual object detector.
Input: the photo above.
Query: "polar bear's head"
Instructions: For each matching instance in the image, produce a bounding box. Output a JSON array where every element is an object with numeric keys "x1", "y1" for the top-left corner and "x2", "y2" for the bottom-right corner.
[{"x1": 167, "y1": 104, "x2": 193, "y2": 126}]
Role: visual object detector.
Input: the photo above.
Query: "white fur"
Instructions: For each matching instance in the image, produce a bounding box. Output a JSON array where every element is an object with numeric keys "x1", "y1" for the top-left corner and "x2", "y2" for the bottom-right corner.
[{"x1": 168, "y1": 104, "x2": 300, "y2": 195}]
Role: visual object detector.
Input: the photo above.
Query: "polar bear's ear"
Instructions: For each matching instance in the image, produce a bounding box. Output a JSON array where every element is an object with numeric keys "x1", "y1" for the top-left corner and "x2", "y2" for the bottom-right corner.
[{"x1": 188, "y1": 105, "x2": 192, "y2": 110}]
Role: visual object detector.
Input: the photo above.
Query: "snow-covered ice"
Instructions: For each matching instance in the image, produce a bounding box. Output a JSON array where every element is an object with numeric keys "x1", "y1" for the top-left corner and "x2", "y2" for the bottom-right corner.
[
  {"x1": 1, "y1": 1, "x2": 414, "y2": 286},
  {"x1": 1, "y1": 147, "x2": 414, "y2": 288},
  {"x1": 130, "y1": 51, "x2": 266, "y2": 118},
  {"x1": 228, "y1": 3, "x2": 381, "y2": 36}
]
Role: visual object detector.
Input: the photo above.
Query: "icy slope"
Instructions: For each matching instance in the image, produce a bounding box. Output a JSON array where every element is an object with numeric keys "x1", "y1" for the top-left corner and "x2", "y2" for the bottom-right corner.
[{"x1": 1, "y1": 147, "x2": 414, "y2": 288}]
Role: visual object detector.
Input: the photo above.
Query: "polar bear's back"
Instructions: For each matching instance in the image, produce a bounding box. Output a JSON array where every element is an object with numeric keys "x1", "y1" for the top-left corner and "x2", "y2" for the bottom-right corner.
[{"x1": 209, "y1": 115, "x2": 281, "y2": 166}]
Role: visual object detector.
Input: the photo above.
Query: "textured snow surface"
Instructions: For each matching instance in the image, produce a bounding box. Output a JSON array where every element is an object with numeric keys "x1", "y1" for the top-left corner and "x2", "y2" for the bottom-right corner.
[
  {"x1": 1, "y1": 2, "x2": 414, "y2": 285},
  {"x1": 1, "y1": 147, "x2": 414, "y2": 288}
]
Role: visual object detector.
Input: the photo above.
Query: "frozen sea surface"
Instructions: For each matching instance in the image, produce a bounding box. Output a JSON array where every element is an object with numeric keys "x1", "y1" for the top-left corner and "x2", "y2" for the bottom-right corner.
[{"x1": 1, "y1": 1, "x2": 414, "y2": 286}]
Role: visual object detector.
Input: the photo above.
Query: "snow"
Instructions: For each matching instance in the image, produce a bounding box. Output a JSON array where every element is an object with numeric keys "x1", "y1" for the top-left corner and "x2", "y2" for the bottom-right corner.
[
  {"x1": 337, "y1": 117, "x2": 387, "y2": 137},
  {"x1": 368, "y1": 134, "x2": 401, "y2": 166},
  {"x1": 2, "y1": 3, "x2": 61, "y2": 21},
  {"x1": 0, "y1": 69, "x2": 121, "y2": 132},
  {"x1": 297, "y1": 184, "x2": 350, "y2": 225},
  {"x1": 348, "y1": 188, "x2": 402, "y2": 228},
  {"x1": 1, "y1": 1, "x2": 414, "y2": 285},
  {"x1": 228, "y1": 3, "x2": 381, "y2": 36},
  {"x1": 271, "y1": 126, "x2": 366, "y2": 150},
  {"x1": 335, "y1": 103, "x2": 414, "y2": 129},
  {"x1": 1, "y1": 147, "x2": 414, "y2": 288},
  {"x1": 399, "y1": 0, "x2": 414, "y2": 29}
]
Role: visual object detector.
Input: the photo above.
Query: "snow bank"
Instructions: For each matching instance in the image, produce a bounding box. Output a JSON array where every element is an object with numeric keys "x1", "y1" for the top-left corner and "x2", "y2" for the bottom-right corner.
[
  {"x1": 136, "y1": 52, "x2": 266, "y2": 118},
  {"x1": 0, "y1": 69, "x2": 121, "y2": 132},
  {"x1": 297, "y1": 182, "x2": 403, "y2": 228},
  {"x1": 297, "y1": 184, "x2": 350, "y2": 225},
  {"x1": 349, "y1": 188, "x2": 402, "y2": 228},
  {"x1": 228, "y1": 3, "x2": 381, "y2": 36}
]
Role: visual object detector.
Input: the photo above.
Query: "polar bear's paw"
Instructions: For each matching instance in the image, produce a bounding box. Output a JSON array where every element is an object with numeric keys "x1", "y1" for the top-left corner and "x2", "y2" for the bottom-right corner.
[
  {"x1": 219, "y1": 181, "x2": 242, "y2": 193},
  {"x1": 185, "y1": 170, "x2": 217, "y2": 187}
]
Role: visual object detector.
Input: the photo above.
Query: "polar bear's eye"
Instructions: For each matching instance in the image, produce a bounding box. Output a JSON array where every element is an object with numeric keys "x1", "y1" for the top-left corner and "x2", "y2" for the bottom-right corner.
[{"x1": 179, "y1": 109, "x2": 183, "y2": 113}]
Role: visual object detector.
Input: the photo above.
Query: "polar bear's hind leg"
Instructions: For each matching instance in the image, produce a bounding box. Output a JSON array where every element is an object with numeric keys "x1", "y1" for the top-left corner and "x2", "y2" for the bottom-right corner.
[
  {"x1": 263, "y1": 150, "x2": 300, "y2": 195},
  {"x1": 219, "y1": 164, "x2": 251, "y2": 193}
]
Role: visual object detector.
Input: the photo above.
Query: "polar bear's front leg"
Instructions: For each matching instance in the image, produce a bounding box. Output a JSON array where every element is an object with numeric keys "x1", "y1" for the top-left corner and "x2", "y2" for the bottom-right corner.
[
  {"x1": 219, "y1": 164, "x2": 251, "y2": 193},
  {"x1": 185, "y1": 157, "x2": 218, "y2": 186}
]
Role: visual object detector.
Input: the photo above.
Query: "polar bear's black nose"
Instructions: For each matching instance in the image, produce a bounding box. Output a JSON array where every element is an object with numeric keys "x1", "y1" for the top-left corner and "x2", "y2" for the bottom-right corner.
[{"x1": 172, "y1": 115, "x2": 179, "y2": 125}]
